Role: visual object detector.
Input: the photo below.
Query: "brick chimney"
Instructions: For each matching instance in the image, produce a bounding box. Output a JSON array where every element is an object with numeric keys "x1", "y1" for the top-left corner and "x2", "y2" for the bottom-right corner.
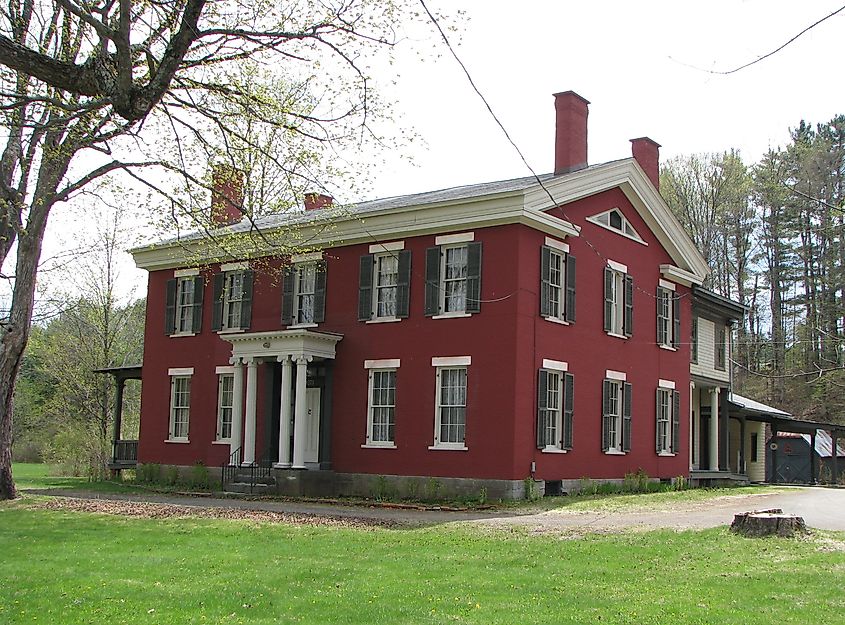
[
  {"x1": 304, "y1": 193, "x2": 333, "y2": 211},
  {"x1": 553, "y1": 91, "x2": 590, "y2": 174},
  {"x1": 210, "y1": 166, "x2": 244, "y2": 226},
  {"x1": 630, "y1": 137, "x2": 661, "y2": 190}
]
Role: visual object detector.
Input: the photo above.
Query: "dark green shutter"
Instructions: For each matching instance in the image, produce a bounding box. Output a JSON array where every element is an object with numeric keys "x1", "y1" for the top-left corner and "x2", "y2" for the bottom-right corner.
[
  {"x1": 240, "y1": 270, "x2": 253, "y2": 329},
  {"x1": 281, "y1": 268, "x2": 295, "y2": 325},
  {"x1": 603, "y1": 267, "x2": 613, "y2": 332},
  {"x1": 211, "y1": 273, "x2": 224, "y2": 331},
  {"x1": 540, "y1": 246, "x2": 552, "y2": 317},
  {"x1": 565, "y1": 254, "x2": 576, "y2": 323},
  {"x1": 691, "y1": 317, "x2": 698, "y2": 363},
  {"x1": 655, "y1": 388, "x2": 662, "y2": 454},
  {"x1": 424, "y1": 246, "x2": 441, "y2": 316},
  {"x1": 672, "y1": 293, "x2": 681, "y2": 349},
  {"x1": 358, "y1": 254, "x2": 374, "y2": 321},
  {"x1": 672, "y1": 390, "x2": 681, "y2": 453},
  {"x1": 624, "y1": 274, "x2": 634, "y2": 337},
  {"x1": 466, "y1": 242, "x2": 482, "y2": 314},
  {"x1": 537, "y1": 369, "x2": 549, "y2": 448},
  {"x1": 313, "y1": 262, "x2": 327, "y2": 323},
  {"x1": 622, "y1": 382, "x2": 632, "y2": 452},
  {"x1": 191, "y1": 276, "x2": 204, "y2": 332},
  {"x1": 656, "y1": 288, "x2": 667, "y2": 346},
  {"x1": 165, "y1": 279, "x2": 177, "y2": 335},
  {"x1": 602, "y1": 379, "x2": 612, "y2": 451},
  {"x1": 562, "y1": 372, "x2": 574, "y2": 450},
  {"x1": 397, "y1": 250, "x2": 412, "y2": 318}
]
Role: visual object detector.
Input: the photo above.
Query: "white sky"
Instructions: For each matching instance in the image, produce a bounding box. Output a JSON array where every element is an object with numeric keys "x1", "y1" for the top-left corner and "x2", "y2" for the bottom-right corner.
[{"x1": 28, "y1": 0, "x2": 845, "y2": 308}]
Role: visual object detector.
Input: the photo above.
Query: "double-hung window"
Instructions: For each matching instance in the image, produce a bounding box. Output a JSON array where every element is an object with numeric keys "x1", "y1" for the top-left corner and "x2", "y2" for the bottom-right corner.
[
  {"x1": 366, "y1": 369, "x2": 397, "y2": 446},
  {"x1": 537, "y1": 363, "x2": 574, "y2": 451},
  {"x1": 691, "y1": 317, "x2": 699, "y2": 364},
  {"x1": 216, "y1": 373, "x2": 234, "y2": 441},
  {"x1": 656, "y1": 282, "x2": 680, "y2": 348},
  {"x1": 358, "y1": 245, "x2": 411, "y2": 321},
  {"x1": 715, "y1": 325, "x2": 727, "y2": 370},
  {"x1": 211, "y1": 265, "x2": 254, "y2": 332},
  {"x1": 430, "y1": 356, "x2": 471, "y2": 449},
  {"x1": 655, "y1": 383, "x2": 680, "y2": 455},
  {"x1": 602, "y1": 374, "x2": 632, "y2": 453},
  {"x1": 425, "y1": 234, "x2": 482, "y2": 317},
  {"x1": 165, "y1": 271, "x2": 203, "y2": 335},
  {"x1": 282, "y1": 253, "x2": 327, "y2": 326},
  {"x1": 167, "y1": 368, "x2": 193, "y2": 442},
  {"x1": 540, "y1": 240, "x2": 576, "y2": 323},
  {"x1": 603, "y1": 262, "x2": 633, "y2": 337}
]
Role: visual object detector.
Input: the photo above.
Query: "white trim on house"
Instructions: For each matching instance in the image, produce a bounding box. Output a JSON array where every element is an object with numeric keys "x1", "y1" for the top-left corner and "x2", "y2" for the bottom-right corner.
[
  {"x1": 290, "y1": 251, "x2": 323, "y2": 263},
  {"x1": 605, "y1": 369, "x2": 626, "y2": 381},
  {"x1": 658, "y1": 278, "x2": 676, "y2": 291},
  {"x1": 541, "y1": 358, "x2": 568, "y2": 372},
  {"x1": 432, "y1": 356, "x2": 472, "y2": 367},
  {"x1": 173, "y1": 268, "x2": 200, "y2": 277},
  {"x1": 660, "y1": 264, "x2": 701, "y2": 287},
  {"x1": 658, "y1": 378, "x2": 676, "y2": 389},
  {"x1": 168, "y1": 367, "x2": 195, "y2": 376},
  {"x1": 544, "y1": 236, "x2": 570, "y2": 253},
  {"x1": 435, "y1": 231, "x2": 474, "y2": 245},
  {"x1": 220, "y1": 261, "x2": 249, "y2": 271},
  {"x1": 369, "y1": 241, "x2": 404, "y2": 253},
  {"x1": 364, "y1": 358, "x2": 401, "y2": 369},
  {"x1": 215, "y1": 365, "x2": 235, "y2": 374},
  {"x1": 585, "y1": 208, "x2": 647, "y2": 245},
  {"x1": 607, "y1": 259, "x2": 628, "y2": 273}
]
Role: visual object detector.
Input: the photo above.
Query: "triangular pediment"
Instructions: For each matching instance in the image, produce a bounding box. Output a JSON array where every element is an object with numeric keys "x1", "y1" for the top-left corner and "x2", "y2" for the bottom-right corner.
[{"x1": 586, "y1": 207, "x2": 645, "y2": 244}]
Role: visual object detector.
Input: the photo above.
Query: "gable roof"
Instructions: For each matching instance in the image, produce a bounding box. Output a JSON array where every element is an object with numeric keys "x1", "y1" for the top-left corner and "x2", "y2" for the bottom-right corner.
[{"x1": 131, "y1": 158, "x2": 709, "y2": 281}]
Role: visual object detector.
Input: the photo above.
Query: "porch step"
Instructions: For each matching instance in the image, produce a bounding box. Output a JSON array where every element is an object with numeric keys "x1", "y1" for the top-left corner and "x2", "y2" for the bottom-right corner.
[
  {"x1": 223, "y1": 481, "x2": 275, "y2": 494},
  {"x1": 230, "y1": 472, "x2": 276, "y2": 485}
]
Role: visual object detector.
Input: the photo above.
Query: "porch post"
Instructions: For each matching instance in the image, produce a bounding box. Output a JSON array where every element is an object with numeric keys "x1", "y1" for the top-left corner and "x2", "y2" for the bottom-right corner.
[
  {"x1": 291, "y1": 355, "x2": 311, "y2": 469},
  {"x1": 230, "y1": 359, "x2": 244, "y2": 463},
  {"x1": 274, "y1": 356, "x2": 293, "y2": 468},
  {"x1": 771, "y1": 425, "x2": 779, "y2": 483},
  {"x1": 832, "y1": 430, "x2": 839, "y2": 483},
  {"x1": 689, "y1": 382, "x2": 696, "y2": 471},
  {"x1": 809, "y1": 429, "x2": 817, "y2": 485},
  {"x1": 111, "y1": 376, "x2": 126, "y2": 455},
  {"x1": 739, "y1": 416, "x2": 746, "y2": 475},
  {"x1": 709, "y1": 387, "x2": 719, "y2": 471},
  {"x1": 242, "y1": 358, "x2": 258, "y2": 465}
]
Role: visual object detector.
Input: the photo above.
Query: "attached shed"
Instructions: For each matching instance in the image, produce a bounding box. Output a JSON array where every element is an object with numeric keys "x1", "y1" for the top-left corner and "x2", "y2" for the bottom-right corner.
[{"x1": 767, "y1": 430, "x2": 845, "y2": 484}]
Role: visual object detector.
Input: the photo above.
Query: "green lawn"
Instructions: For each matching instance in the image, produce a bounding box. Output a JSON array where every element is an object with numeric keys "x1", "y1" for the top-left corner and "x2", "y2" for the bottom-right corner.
[
  {"x1": 0, "y1": 498, "x2": 842, "y2": 625},
  {"x1": 11, "y1": 462, "x2": 135, "y2": 493}
]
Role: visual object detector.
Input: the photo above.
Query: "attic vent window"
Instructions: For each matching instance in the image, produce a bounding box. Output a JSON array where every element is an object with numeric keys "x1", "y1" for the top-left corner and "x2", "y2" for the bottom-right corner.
[{"x1": 587, "y1": 208, "x2": 646, "y2": 245}]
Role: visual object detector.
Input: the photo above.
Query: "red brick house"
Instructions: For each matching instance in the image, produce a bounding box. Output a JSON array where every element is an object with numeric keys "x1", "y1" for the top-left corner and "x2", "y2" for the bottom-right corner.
[{"x1": 129, "y1": 91, "x2": 715, "y2": 499}]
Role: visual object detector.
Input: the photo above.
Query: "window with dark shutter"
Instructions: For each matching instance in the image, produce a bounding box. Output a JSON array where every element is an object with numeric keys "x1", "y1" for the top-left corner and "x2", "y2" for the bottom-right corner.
[
  {"x1": 312, "y1": 262, "x2": 327, "y2": 323},
  {"x1": 239, "y1": 270, "x2": 253, "y2": 329},
  {"x1": 624, "y1": 275, "x2": 634, "y2": 337},
  {"x1": 358, "y1": 254, "x2": 374, "y2": 321},
  {"x1": 281, "y1": 268, "x2": 295, "y2": 325},
  {"x1": 396, "y1": 250, "x2": 411, "y2": 318},
  {"x1": 562, "y1": 372, "x2": 574, "y2": 450},
  {"x1": 672, "y1": 292, "x2": 681, "y2": 349},
  {"x1": 657, "y1": 288, "x2": 669, "y2": 346},
  {"x1": 191, "y1": 276, "x2": 204, "y2": 332},
  {"x1": 622, "y1": 382, "x2": 632, "y2": 452},
  {"x1": 540, "y1": 246, "x2": 552, "y2": 318},
  {"x1": 603, "y1": 268, "x2": 613, "y2": 333},
  {"x1": 165, "y1": 278, "x2": 177, "y2": 335},
  {"x1": 211, "y1": 273, "x2": 225, "y2": 331},
  {"x1": 691, "y1": 317, "x2": 699, "y2": 363},
  {"x1": 536, "y1": 369, "x2": 549, "y2": 449},
  {"x1": 424, "y1": 246, "x2": 441, "y2": 316},
  {"x1": 565, "y1": 255, "x2": 576, "y2": 323},
  {"x1": 602, "y1": 379, "x2": 613, "y2": 451},
  {"x1": 671, "y1": 390, "x2": 681, "y2": 453}
]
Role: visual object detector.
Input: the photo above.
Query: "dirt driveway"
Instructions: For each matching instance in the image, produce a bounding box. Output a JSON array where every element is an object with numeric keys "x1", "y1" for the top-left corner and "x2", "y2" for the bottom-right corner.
[{"x1": 27, "y1": 486, "x2": 845, "y2": 533}]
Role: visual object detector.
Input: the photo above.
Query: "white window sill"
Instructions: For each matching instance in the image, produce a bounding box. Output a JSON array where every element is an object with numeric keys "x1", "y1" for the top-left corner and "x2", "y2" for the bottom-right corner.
[
  {"x1": 170, "y1": 332, "x2": 196, "y2": 338},
  {"x1": 165, "y1": 438, "x2": 190, "y2": 444},
  {"x1": 543, "y1": 316, "x2": 569, "y2": 326},
  {"x1": 288, "y1": 323, "x2": 318, "y2": 329},
  {"x1": 361, "y1": 443, "x2": 397, "y2": 449},
  {"x1": 432, "y1": 312, "x2": 472, "y2": 320},
  {"x1": 604, "y1": 449, "x2": 626, "y2": 455},
  {"x1": 428, "y1": 444, "x2": 469, "y2": 451},
  {"x1": 659, "y1": 344, "x2": 677, "y2": 352},
  {"x1": 606, "y1": 332, "x2": 628, "y2": 340},
  {"x1": 541, "y1": 447, "x2": 568, "y2": 454},
  {"x1": 658, "y1": 451, "x2": 676, "y2": 457},
  {"x1": 366, "y1": 317, "x2": 402, "y2": 325},
  {"x1": 217, "y1": 328, "x2": 245, "y2": 335},
  {"x1": 212, "y1": 440, "x2": 232, "y2": 445}
]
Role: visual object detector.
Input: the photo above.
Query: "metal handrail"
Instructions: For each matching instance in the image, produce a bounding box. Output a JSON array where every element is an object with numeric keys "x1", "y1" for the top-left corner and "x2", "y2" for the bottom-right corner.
[{"x1": 221, "y1": 446, "x2": 242, "y2": 490}]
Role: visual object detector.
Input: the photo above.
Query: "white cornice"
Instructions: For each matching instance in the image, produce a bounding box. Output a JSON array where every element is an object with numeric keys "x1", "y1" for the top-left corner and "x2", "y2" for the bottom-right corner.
[{"x1": 131, "y1": 190, "x2": 580, "y2": 271}]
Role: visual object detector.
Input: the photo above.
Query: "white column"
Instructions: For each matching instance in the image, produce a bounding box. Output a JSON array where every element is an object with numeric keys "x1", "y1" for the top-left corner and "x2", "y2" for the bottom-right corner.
[
  {"x1": 242, "y1": 358, "x2": 258, "y2": 466},
  {"x1": 230, "y1": 358, "x2": 244, "y2": 463},
  {"x1": 709, "y1": 387, "x2": 720, "y2": 472},
  {"x1": 274, "y1": 356, "x2": 293, "y2": 468},
  {"x1": 291, "y1": 355, "x2": 311, "y2": 469},
  {"x1": 689, "y1": 381, "x2": 696, "y2": 471}
]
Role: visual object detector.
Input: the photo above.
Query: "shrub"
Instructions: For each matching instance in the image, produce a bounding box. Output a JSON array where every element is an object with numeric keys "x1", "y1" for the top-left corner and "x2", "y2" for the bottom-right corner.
[
  {"x1": 622, "y1": 468, "x2": 651, "y2": 493},
  {"x1": 11, "y1": 440, "x2": 44, "y2": 463},
  {"x1": 189, "y1": 462, "x2": 210, "y2": 490},
  {"x1": 163, "y1": 465, "x2": 179, "y2": 487},
  {"x1": 136, "y1": 463, "x2": 161, "y2": 484},
  {"x1": 577, "y1": 476, "x2": 597, "y2": 495},
  {"x1": 523, "y1": 477, "x2": 541, "y2": 501},
  {"x1": 403, "y1": 479, "x2": 420, "y2": 501},
  {"x1": 424, "y1": 477, "x2": 442, "y2": 502},
  {"x1": 372, "y1": 475, "x2": 392, "y2": 501},
  {"x1": 671, "y1": 475, "x2": 689, "y2": 491}
]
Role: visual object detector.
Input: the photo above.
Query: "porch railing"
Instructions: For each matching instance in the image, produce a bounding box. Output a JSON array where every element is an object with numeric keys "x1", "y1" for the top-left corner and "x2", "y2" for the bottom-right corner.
[
  {"x1": 247, "y1": 447, "x2": 274, "y2": 493},
  {"x1": 110, "y1": 440, "x2": 138, "y2": 467},
  {"x1": 221, "y1": 446, "x2": 242, "y2": 490}
]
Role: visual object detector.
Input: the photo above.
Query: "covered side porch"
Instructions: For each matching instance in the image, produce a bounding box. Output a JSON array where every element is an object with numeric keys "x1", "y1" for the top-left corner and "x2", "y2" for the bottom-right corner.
[{"x1": 95, "y1": 365, "x2": 142, "y2": 472}]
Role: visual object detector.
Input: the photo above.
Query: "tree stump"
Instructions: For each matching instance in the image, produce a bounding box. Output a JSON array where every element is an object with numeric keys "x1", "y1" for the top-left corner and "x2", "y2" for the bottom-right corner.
[{"x1": 730, "y1": 509, "x2": 807, "y2": 537}]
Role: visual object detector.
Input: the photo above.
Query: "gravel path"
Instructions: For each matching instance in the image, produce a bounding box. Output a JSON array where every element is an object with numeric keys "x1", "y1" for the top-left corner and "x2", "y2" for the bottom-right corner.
[{"x1": 23, "y1": 486, "x2": 845, "y2": 534}]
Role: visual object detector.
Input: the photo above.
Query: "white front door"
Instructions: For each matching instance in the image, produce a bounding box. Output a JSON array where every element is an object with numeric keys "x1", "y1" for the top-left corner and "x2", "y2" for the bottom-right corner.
[{"x1": 304, "y1": 388, "x2": 321, "y2": 464}]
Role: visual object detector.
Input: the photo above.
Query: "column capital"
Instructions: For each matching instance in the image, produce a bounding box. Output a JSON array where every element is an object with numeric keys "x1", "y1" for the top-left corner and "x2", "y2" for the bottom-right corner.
[
  {"x1": 277, "y1": 355, "x2": 291, "y2": 364},
  {"x1": 710, "y1": 386, "x2": 720, "y2": 397},
  {"x1": 295, "y1": 355, "x2": 313, "y2": 366},
  {"x1": 229, "y1": 356, "x2": 242, "y2": 366}
]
